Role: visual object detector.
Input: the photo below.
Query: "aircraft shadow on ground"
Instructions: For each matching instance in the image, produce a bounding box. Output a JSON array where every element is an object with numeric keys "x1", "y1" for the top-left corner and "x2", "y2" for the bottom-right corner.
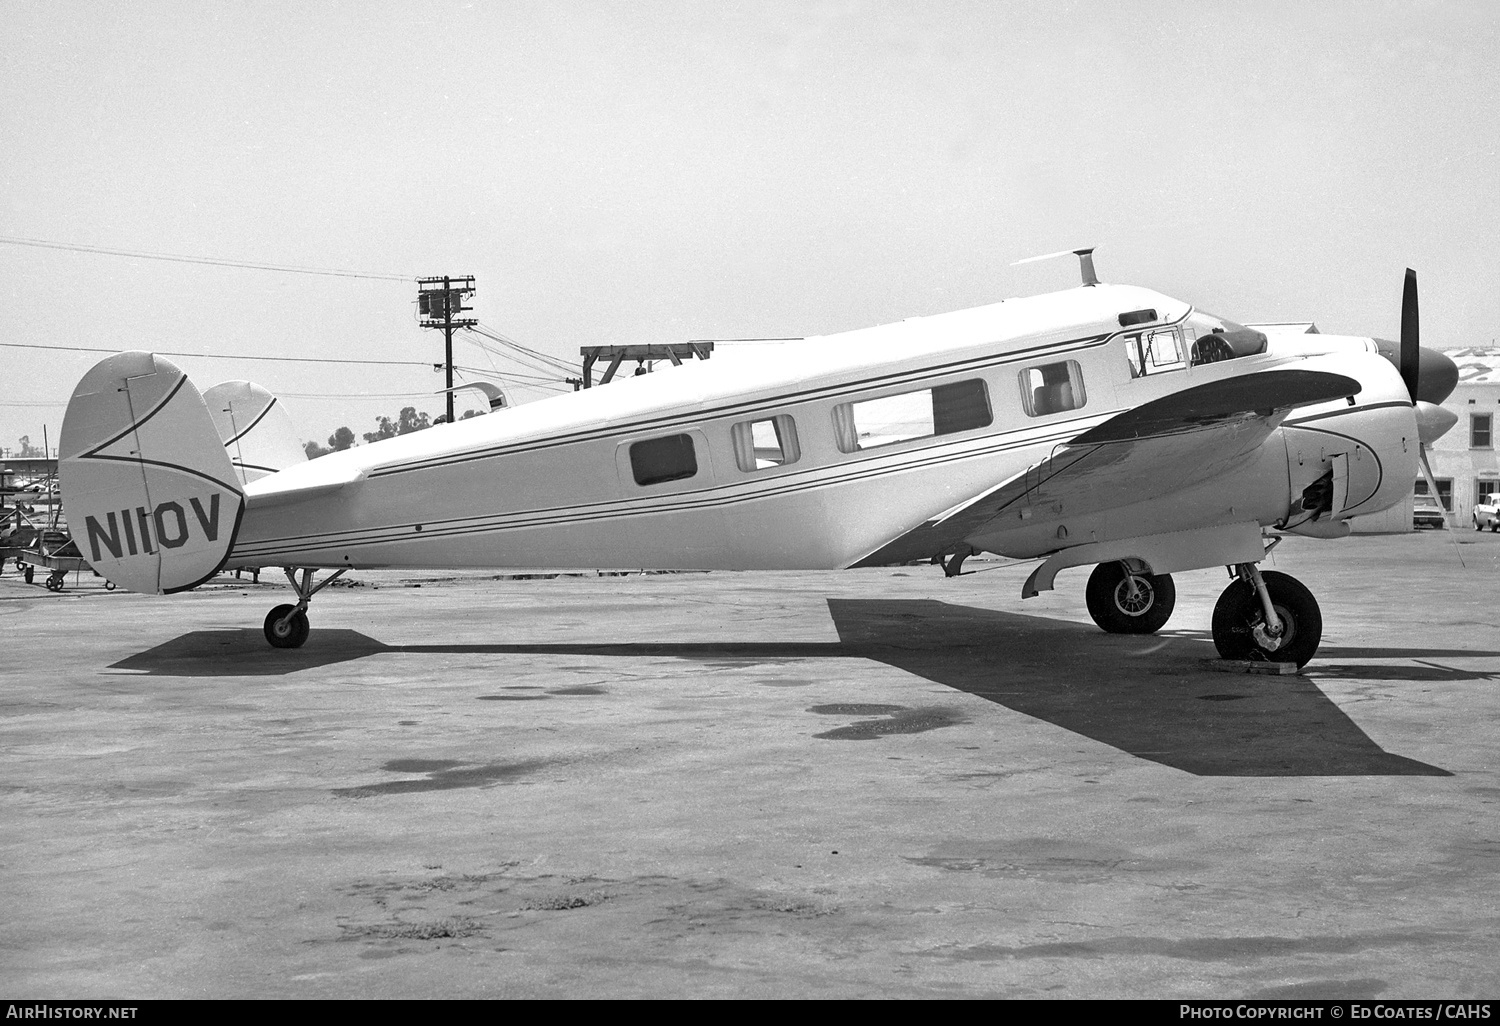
[{"x1": 110, "y1": 599, "x2": 1469, "y2": 777}]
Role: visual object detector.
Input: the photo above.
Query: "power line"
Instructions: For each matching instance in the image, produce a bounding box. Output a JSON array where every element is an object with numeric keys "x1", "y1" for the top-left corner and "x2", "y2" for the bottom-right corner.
[
  {"x1": 3, "y1": 340, "x2": 436, "y2": 368},
  {"x1": 0, "y1": 234, "x2": 414, "y2": 281},
  {"x1": 469, "y1": 322, "x2": 578, "y2": 374},
  {"x1": 461, "y1": 333, "x2": 574, "y2": 380}
]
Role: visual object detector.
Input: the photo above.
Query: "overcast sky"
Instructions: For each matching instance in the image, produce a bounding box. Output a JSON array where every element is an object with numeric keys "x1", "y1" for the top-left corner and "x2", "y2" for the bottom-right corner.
[{"x1": 3, "y1": 0, "x2": 1497, "y2": 452}]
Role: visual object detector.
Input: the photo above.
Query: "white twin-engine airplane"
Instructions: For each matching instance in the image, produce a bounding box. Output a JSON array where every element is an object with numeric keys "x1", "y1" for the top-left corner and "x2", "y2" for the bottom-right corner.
[{"x1": 59, "y1": 253, "x2": 1459, "y2": 668}]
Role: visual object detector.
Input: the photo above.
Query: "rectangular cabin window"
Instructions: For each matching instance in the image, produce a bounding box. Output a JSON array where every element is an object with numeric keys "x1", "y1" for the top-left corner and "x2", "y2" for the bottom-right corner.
[
  {"x1": 832, "y1": 379, "x2": 992, "y2": 453},
  {"x1": 732, "y1": 415, "x2": 800, "y2": 472},
  {"x1": 1019, "y1": 360, "x2": 1087, "y2": 417},
  {"x1": 629, "y1": 433, "x2": 698, "y2": 486}
]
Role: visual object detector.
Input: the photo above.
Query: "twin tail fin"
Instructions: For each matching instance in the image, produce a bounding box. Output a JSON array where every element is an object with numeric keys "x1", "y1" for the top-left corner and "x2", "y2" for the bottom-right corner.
[{"x1": 60, "y1": 353, "x2": 247, "y2": 594}]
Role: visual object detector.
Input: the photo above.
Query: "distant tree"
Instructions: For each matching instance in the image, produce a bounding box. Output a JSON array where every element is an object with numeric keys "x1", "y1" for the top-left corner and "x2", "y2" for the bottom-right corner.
[
  {"x1": 363, "y1": 406, "x2": 432, "y2": 444},
  {"x1": 329, "y1": 426, "x2": 356, "y2": 451},
  {"x1": 17, "y1": 435, "x2": 45, "y2": 458},
  {"x1": 304, "y1": 439, "x2": 332, "y2": 459},
  {"x1": 459, "y1": 409, "x2": 484, "y2": 421}
]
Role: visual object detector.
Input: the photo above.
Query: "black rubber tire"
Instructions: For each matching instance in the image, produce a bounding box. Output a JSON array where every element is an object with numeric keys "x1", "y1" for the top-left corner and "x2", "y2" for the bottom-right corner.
[
  {"x1": 1475, "y1": 516, "x2": 1483, "y2": 531},
  {"x1": 23, "y1": 565, "x2": 34, "y2": 584},
  {"x1": 1085, "y1": 562, "x2": 1176, "y2": 634},
  {"x1": 264, "y1": 604, "x2": 310, "y2": 649},
  {"x1": 46, "y1": 574, "x2": 63, "y2": 592},
  {"x1": 1211, "y1": 570, "x2": 1322, "y2": 668}
]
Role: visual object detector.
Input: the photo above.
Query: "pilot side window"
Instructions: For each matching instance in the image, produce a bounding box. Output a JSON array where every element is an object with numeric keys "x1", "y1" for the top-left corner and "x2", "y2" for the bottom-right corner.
[
  {"x1": 1125, "y1": 328, "x2": 1185, "y2": 377},
  {"x1": 831, "y1": 379, "x2": 992, "y2": 453},
  {"x1": 630, "y1": 433, "x2": 698, "y2": 486},
  {"x1": 731, "y1": 415, "x2": 800, "y2": 472},
  {"x1": 1020, "y1": 360, "x2": 1087, "y2": 417}
]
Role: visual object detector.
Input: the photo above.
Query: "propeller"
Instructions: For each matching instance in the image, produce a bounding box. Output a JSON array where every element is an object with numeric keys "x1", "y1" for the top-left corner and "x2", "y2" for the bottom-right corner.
[
  {"x1": 1400, "y1": 268, "x2": 1421, "y2": 400},
  {"x1": 1394, "y1": 269, "x2": 1460, "y2": 526}
]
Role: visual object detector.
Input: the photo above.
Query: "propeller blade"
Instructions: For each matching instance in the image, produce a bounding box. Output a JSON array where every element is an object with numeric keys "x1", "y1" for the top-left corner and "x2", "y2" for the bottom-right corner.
[
  {"x1": 1400, "y1": 268, "x2": 1421, "y2": 401},
  {"x1": 1417, "y1": 445, "x2": 1451, "y2": 528}
]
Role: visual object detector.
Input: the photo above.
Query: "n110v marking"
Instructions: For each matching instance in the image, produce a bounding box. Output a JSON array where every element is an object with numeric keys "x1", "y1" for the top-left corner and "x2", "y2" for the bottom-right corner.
[{"x1": 84, "y1": 494, "x2": 225, "y2": 561}]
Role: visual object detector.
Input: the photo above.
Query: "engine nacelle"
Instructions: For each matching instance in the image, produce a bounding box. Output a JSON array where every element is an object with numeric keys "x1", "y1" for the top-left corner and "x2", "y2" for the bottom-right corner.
[{"x1": 1275, "y1": 352, "x2": 1418, "y2": 533}]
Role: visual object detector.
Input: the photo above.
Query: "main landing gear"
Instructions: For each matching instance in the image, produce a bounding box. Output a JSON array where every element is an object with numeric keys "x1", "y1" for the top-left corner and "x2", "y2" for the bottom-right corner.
[
  {"x1": 1085, "y1": 561, "x2": 1176, "y2": 634},
  {"x1": 263, "y1": 567, "x2": 345, "y2": 649},
  {"x1": 1210, "y1": 564, "x2": 1322, "y2": 668},
  {"x1": 1083, "y1": 556, "x2": 1323, "y2": 668}
]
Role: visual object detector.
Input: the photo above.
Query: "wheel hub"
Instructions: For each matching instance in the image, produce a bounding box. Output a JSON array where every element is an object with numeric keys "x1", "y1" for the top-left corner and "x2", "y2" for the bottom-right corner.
[
  {"x1": 1251, "y1": 603, "x2": 1294, "y2": 651},
  {"x1": 1114, "y1": 577, "x2": 1153, "y2": 616}
]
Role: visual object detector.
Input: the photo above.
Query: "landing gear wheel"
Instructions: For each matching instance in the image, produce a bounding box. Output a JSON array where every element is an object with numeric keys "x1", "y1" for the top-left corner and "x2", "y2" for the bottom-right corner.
[
  {"x1": 263, "y1": 604, "x2": 310, "y2": 649},
  {"x1": 22, "y1": 564, "x2": 34, "y2": 585},
  {"x1": 1085, "y1": 562, "x2": 1176, "y2": 634},
  {"x1": 46, "y1": 573, "x2": 64, "y2": 592},
  {"x1": 1211, "y1": 570, "x2": 1322, "y2": 668}
]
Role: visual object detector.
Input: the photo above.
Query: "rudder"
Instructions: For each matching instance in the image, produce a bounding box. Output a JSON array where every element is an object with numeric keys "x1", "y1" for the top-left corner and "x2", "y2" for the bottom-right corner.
[{"x1": 59, "y1": 352, "x2": 246, "y2": 594}]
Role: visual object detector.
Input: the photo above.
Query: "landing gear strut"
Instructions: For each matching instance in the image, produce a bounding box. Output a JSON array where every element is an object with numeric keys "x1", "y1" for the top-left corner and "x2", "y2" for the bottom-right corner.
[
  {"x1": 263, "y1": 567, "x2": 345, "y2": 649},
  {"x1": 1085, "y1": 561, "x2": 1176, "y2": 634},
  {"x1": 1210, "y1": 564, "x2": 1322, "y2": 668}
]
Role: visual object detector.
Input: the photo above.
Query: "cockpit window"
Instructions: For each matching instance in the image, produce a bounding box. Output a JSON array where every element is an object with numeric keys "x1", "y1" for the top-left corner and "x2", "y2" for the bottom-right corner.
[{"x1": 1126, "y1": 327, "x2": 1186, "y2": 378}]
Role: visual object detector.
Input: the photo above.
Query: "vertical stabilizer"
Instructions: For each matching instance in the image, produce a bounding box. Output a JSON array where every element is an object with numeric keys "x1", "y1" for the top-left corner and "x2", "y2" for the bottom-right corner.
[
  {"x1": 59, "y1": 353, "x2": 246, "y2": 594},
  {"x1": 203, "y1": 380, "x2": 308, "y2": 484}
]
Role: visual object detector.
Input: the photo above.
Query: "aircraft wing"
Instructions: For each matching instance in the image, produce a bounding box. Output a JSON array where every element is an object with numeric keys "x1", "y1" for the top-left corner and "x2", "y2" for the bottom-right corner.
[{"x1": 851, "y1": 368, "x2": 1360, "y2": 567}]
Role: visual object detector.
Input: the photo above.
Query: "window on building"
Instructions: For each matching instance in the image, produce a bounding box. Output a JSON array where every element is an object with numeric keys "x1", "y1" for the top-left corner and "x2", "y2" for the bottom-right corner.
[
  {"x1": 1472, "y1": 413, "x2": 1492, "y2": 449},
  {"x1": 1414, "y1": 477, "x2": 1454, "y2": 512},
  {"x1": 731, "y1": 415, "x2": 800, "y2": 471},
  {"x1": 1475, "y1": 478, "x2": 1500, "y2": 508},
  {"x1": 832, "y1": 379, "x2": 992, "y2": 452},
  {"x1": 1019, "y1": 360, "x2": 1088, "y2": 417},
  {"x1": 630, "y1": 434, "x2": 698, "y2": 486}
]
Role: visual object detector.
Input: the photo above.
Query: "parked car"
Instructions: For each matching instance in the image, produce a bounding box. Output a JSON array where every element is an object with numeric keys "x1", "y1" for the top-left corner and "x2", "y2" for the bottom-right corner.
[
  {"x1": 1413, "y1": 494, "x2": 1447, "y2": 529},
  {"x1": 1473, "y1": 492, "x2": 1500, "y2": 531}
]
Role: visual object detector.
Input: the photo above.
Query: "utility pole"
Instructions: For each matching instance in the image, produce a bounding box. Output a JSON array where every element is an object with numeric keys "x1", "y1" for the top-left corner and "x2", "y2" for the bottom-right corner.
[{"x1": 418, "y1": 276, "x2": 477, "y2": 423}]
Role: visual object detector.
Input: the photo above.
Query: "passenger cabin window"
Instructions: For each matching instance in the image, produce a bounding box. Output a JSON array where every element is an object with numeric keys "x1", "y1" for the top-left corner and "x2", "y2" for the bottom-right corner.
[
  {"x1": 732, "y1": 415, "x2": 800, "y2": 471},
  {"x1": 832, "y1": 379, "x2": 992, "y2": 453},
  {"x1": 1126, "y1": 328, "x2": 1185, "y2": 378},
  {"x1": 630, "y1": 433, "x2": 698, "y2": 486},
  {"x1": 1020, "y1": 361, "x2": 1087, "y2": 417}
]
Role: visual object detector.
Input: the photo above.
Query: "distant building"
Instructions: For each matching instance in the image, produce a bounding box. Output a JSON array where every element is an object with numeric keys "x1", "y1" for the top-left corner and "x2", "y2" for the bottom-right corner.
[{"x1": 1354, "y1": 348, "x2": 1500, "y2": 532}]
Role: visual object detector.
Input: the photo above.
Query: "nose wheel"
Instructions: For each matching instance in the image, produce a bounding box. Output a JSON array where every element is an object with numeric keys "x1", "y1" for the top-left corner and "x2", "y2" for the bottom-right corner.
[{"x1": 262, "y1": 567, "x2": 345, "y2": 649}]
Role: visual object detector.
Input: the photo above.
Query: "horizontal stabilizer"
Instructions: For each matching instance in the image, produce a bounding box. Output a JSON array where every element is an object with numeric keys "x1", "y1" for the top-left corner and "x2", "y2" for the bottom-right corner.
[
  {"x1": 59, "y1": 353, "x2": 245, "y2": 594},
  {"x1": 244, "y1": 461, "x2": 366, "y2": 508}
]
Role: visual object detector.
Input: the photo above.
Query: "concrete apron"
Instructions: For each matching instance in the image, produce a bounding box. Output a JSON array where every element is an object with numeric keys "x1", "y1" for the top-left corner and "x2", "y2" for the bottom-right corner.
[{"x1": 2, "y1": 531, "x2": 1498, "y2": 998}]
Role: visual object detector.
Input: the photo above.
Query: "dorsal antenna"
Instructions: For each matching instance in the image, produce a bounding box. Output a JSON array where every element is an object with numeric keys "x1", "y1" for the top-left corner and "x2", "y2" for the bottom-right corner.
[{"x1": 1011, "y1": 246, "x2": 1100, "y2": 286}]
